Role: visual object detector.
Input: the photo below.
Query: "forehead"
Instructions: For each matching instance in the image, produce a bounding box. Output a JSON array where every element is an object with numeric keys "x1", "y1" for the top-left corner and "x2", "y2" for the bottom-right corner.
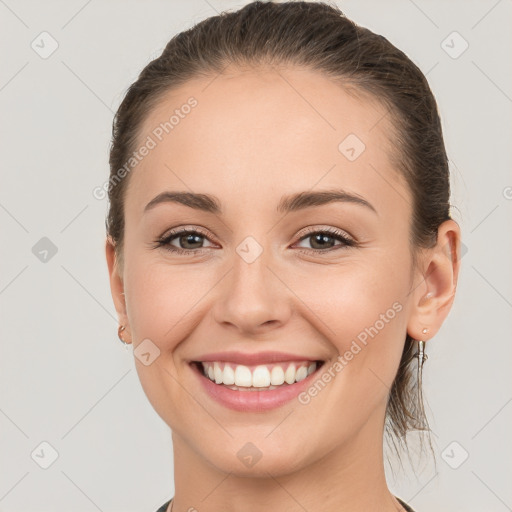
[{"x1": 126, "y1": 65, "x2": 410, "y2": 219}]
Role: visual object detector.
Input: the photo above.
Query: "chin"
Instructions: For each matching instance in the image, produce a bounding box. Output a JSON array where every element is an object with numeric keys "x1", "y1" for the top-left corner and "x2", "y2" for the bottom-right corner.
[{"x1": 198, "y1": 437, "x2": 313, "y2": 478}]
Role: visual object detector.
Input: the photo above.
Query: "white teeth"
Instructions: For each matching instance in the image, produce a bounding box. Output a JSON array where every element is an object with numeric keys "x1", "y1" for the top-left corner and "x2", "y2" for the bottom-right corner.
[
  {"x1": 234, "y1": 365, "x2": 253, "y2": 387},
  {"x1": 270, "y1": 366, "x2": 285, "y2": 385},
  {"x1": 222, "y1": 363, "x2": 235, "y2": 385},
  {"x1": 200, "y1": 361, "x2": 318, "y2": 388},
  {"x1": 252, "y1": 365, "x2": 271, "y2": 387},
  {"x1": 224, "y1": 384, "x2": 281, "y2": 391},
  {"x1": 295, "y1": 366, "x2": 308, "y2": 382},
  {"x1": 284, "y1": 364, "x2": 296, "y2": 384},
  {"x1": 214, "y1": 362, "x2": 223, "y2": 384}
]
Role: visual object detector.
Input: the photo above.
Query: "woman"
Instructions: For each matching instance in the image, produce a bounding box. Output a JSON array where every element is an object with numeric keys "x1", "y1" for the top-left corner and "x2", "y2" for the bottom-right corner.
[{"x1": 105, "y1": 2, "x2": 461, "y2": 511}]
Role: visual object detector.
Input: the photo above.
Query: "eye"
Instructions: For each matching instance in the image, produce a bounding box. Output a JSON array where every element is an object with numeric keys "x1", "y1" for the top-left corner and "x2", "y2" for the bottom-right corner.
[
  {"x1": 153, "y1": 227, "x2": 216, "y2": 255},
  {"x1": 293, "y1": 226, "x2": 356, "y2": 254},
  {"x1": 152, "y1": 225, "x2": 357, "y2": 256}
]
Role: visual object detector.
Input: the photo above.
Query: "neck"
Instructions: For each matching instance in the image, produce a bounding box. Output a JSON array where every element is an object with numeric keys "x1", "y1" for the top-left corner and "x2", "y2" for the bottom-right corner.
[{"x1": 169, "y1": 407, "x2": 402, "y2": 512}]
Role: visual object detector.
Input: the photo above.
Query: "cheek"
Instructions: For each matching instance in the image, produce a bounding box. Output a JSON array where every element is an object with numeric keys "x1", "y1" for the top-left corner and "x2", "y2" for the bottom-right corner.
[
  {"x1": 123, "y1": 252, "x2": 218, "y2": 347},
  {"x1": 290, "y1": 257, "x2": 409, "y2": 394},
  {"x1": 123, "y1": 256, "x2": 214, "y2": 426},
  {"x1": 294, "y1": 254, "x2": 408, "y2": 340}
]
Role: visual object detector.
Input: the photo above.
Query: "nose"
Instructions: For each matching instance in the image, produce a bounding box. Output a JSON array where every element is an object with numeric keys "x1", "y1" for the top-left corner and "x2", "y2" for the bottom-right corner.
[{"x1": 212, "y1": 247, "x2": 292, "y2": 336}]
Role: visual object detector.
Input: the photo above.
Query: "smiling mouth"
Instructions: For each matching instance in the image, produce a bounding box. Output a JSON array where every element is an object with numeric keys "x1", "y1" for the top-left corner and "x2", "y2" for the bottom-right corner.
[{"x1": 190, "y1": 360, "x2": 325, "y2": 391}]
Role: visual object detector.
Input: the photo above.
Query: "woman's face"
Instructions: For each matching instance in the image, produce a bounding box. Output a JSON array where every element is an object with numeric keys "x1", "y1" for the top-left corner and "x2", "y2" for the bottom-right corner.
[{"x1": 108, "y1": 65, "x2": 436, "y2": 476}]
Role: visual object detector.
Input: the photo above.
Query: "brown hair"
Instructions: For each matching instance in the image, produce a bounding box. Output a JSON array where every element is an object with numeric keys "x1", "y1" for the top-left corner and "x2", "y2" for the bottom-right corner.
[{"x1": 107, "y1": 0, "x2": 451, "y2": 455}]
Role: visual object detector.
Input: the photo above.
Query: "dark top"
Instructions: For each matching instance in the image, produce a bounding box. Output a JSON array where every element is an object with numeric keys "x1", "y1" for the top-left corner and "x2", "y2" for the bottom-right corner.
[
  {"x1": 155, "y1": 499, "x2": 171, "y2": 512},
  {"x1": 155, "y1": 496, "x2": 416, "y2": 511},
  {"x1": 397, "y1": 497, "x2": 416, "y2": 512}
]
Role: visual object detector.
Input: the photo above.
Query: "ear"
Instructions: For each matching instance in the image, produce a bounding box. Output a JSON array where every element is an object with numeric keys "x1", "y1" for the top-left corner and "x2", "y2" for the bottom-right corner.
[
  {"x1": 407, "y1": 219, "x2": 462, "y2": 341},
  {"x1": 105, "y1": 237, "x2": 131, "y2": 343}
]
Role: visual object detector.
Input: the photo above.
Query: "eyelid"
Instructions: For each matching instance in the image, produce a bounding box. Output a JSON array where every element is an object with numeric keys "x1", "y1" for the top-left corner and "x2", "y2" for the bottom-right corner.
[
  {"x1": 161, "y1": 225, "x2": 211, "y2": 239},
  {"x1": 295, "y1": 225, "x2": 354, "y2": 241}
]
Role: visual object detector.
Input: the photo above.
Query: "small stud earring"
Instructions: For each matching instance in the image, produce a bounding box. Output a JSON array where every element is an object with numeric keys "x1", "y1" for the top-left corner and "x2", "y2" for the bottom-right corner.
[
  {"x1": 118, "y1": 325, "x2": 130, "y2": 348},
  {"x1": 422, "y1": 327, "x2": 428, "y2": 335}
]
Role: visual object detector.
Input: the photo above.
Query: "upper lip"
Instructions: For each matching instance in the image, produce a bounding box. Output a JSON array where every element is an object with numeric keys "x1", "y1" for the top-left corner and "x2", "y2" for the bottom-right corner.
[{"x1": 190, "y1": 351, "x2": 324, "y2": 366}]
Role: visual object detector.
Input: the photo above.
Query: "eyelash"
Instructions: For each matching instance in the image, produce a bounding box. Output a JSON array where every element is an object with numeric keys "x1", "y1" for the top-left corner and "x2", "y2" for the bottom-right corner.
[{"x1": 152, "y1": 226, "x2": 357, "y2": 256}]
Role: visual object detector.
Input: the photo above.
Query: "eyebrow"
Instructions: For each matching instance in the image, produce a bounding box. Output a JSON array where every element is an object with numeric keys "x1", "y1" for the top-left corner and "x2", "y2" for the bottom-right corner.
[{"x1": 143, "y1": 189, "x2": 377, "y2": 215}]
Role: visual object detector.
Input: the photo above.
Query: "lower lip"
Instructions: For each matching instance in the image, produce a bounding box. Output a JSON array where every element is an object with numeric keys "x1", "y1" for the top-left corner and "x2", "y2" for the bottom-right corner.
[{"x1": 190, "y1": 361, "x2": 324, "y2": 412}]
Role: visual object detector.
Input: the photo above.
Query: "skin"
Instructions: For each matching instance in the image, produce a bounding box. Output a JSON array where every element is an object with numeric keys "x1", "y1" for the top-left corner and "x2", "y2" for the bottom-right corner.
[{"x1": 106, "y1": 65, "x2": 461, "y2": 512}]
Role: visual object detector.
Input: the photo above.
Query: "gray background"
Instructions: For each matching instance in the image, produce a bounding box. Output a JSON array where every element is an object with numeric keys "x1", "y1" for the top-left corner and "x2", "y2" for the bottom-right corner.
[{"x1": 1, "y1": 0, "x2": 511, "y2": 511}]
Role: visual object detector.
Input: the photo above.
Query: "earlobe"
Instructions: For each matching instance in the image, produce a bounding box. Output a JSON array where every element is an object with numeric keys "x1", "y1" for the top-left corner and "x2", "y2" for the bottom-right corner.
[{"x1": 407, "y1": 219, "x2": 461, "y2": 342}]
